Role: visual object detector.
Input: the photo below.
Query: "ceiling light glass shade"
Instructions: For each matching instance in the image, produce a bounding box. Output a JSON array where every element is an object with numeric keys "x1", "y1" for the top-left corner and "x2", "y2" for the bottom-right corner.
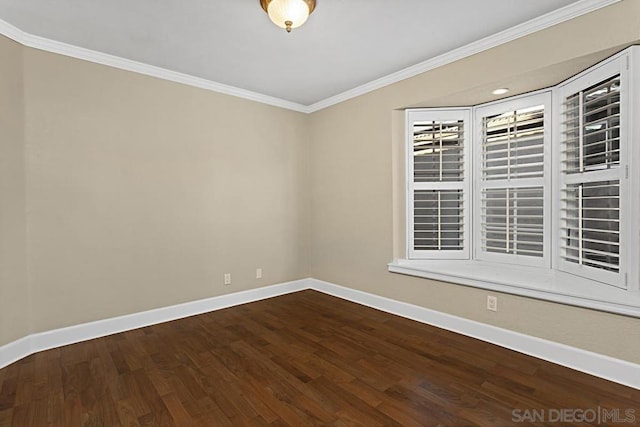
[{"x1": 260, "y1": 0, "x2": 316, "y2": 33}]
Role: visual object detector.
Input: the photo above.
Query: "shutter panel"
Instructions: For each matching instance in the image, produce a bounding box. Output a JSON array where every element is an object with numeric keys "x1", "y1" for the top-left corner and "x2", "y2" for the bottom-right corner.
[
  {"x1": 413, "y1": 120, "x2": 465, "y2": 182},
  {"x1": 559, "y1": 72, "x2": 624, "y2": 285},
  {"x1": 481, "y1": 187, "x2": 544, "y2": 257},
  {"x1": 475, "y1": 94, "x2": 550, "y2": 267},
  {"x1": 562, "y1": 75, "x2": 620, "y2": 174},
  {"x1": 561, "y1": 181, "x2": 620, "y2": 272},
  {"x1": 414, "y1": 189, "x2": 464, "y2": 251},
  {"x1": 482, "y1": 106, "x2": 545, "y2": 180},
  {"x1": 408, "y1": 109, "x2": 470, "y2": 259}
]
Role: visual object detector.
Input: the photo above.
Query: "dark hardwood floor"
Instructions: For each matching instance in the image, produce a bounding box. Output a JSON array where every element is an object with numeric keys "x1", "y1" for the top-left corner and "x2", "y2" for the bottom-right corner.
[{"x1": 0, "y1": 290, "x2": 638, "y2": 426}]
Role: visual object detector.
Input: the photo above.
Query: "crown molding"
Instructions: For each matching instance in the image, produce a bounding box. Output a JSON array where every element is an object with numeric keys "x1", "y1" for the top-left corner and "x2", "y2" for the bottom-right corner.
[
  {"x1": 0, "y1": 18, "x2": 310, "y2": 113},
  {"x1": 305, "y1": 0, "x2": 622, "y2": 113},
  {"x1": 0, "y1": 0, "x2": 621, "y2": 114}
]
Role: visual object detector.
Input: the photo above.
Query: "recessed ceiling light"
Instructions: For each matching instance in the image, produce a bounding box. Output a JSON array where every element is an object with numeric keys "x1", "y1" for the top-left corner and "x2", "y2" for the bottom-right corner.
[{"x1": 492, "y1": 88, "x2": 509, "y2": 95}]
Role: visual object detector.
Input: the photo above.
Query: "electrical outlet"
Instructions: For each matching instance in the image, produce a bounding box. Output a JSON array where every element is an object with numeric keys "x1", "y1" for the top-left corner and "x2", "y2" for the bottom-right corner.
[
  {"x1": 256, "y1": 268, "x2": 263, "y2": 279},
  {"x1": 487, "y1": 295, "x2": 498, "y2": 312},
  {"x1": 224, "y1": 273, "x2": 231, "y2": 285}
]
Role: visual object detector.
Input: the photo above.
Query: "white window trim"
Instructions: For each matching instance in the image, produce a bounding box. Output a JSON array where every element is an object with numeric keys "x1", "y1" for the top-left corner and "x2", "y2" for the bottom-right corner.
[
  {"x1": 391, "y1": 46, "x2": 640, "y2": 316},
  {"x1": 629, "y1": 47, "x2": 640, "y2": 293}
]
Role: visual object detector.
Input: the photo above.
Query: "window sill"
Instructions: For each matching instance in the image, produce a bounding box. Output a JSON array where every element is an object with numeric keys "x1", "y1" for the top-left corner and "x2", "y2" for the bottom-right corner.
[{"x1": 388, "y1": 259, "x2": 640, "y2": 318}]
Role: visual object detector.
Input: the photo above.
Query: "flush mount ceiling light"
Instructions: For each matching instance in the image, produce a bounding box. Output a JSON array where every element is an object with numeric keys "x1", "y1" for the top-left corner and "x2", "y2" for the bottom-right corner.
[
  {"x1": 260, "y1": 0, "x2": 316, "y2": 33},
  {"x1": 492, "y1": 88, "x2": 510, "y2": 95}
]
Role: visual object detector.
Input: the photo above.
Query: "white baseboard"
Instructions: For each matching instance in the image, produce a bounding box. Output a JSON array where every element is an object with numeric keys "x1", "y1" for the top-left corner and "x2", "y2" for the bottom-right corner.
[
  {"x1": 309, "y1": 279, "x2": 640, "y2": 390},
  {"x1": 0, "y1": 336, "x2": 31, "y2": 370},
  {"x1": 0, "y1": 279, "x2": 309, "y2": 369},
  {"x1": 1, "y1": 277, "x2": 638, "y2": 390}
]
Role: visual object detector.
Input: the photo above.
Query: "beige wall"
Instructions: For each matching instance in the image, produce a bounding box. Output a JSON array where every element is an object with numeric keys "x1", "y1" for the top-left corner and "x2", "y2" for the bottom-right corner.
[
  {"x1": 2, "y1": 0, "x2": 640, "y2": 366},
  {"x1": 0, "y1": 36, "x2": 29, "y2": 345},
  {"x1": 308, "y1": 0, "x2": 640, "y2": 363},
  {"x1": 17, "y1": 47, "x2": 309, "y2": 335}
]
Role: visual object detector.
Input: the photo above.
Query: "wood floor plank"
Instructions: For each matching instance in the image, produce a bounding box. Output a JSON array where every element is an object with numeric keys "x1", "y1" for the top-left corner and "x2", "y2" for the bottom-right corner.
[
  {"x1": 0, "y1": 376, "x2": 17, "y2": 413},
  {"x1": 0, "y1": 409, "x2": 12, "y2": 426},
  {"x1": 0, "y1": 289, "x2": 638, "y2": 426}
]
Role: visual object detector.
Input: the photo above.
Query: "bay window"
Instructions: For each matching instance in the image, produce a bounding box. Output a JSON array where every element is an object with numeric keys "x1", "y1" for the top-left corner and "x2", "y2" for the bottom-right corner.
[{"x1": 391, "y1": 46, "x2": 640, "y2": 315}]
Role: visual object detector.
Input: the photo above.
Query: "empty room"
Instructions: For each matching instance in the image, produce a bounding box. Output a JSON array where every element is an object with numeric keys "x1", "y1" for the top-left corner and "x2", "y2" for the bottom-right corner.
[{"x1": 1, "y1": 0, "x2": 639, "y2": 425}]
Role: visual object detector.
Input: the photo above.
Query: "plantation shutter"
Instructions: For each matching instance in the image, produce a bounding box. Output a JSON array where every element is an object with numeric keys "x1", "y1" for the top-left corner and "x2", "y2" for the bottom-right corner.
[
  {"x1": 561, "y1": 181, "x2": 620, "y2": 272},
  {"x1": 475, "y1": 93, "x2": 550, "y2": 267},
  {"x1": 559, "y1": 71, "x2": 626, "y2": 287},
  {"x1": 408, "y1": 109, "x2": 470, "y2": 259}
]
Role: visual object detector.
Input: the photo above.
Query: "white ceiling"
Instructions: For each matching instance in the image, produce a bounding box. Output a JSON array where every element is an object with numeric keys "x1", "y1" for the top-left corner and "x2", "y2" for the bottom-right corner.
[{"x1": 0, "y1": 0, "x2": 590, "y2": 106}]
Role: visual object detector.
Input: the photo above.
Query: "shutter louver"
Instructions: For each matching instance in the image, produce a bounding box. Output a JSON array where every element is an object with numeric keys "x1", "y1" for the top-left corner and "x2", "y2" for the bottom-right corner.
[
  {"x1": 561, "y1": 181, "x2": 620, "y2": 272},
  {"x1": 563, "y1": 76, "x2": 620, "y2": 174},
  {"x1": 482, "y1": 106, "x2": 545, "y2": 180},
  {"x1": 413, "y1": 120, "x2": 464, "y2": 182},
  {"x1": 481, "y1": 187, "x2": 544, "y2": 257},
  {"x1": 414, "y1": 189, "x2": 464, "y2": 251}
]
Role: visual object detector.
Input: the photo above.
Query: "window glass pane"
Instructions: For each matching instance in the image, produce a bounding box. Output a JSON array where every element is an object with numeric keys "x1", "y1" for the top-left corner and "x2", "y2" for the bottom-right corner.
[
  {"x1": 414, "y1": 190, "x2": 463, "y2": 251},
  {"x1": 413, "y1": 120, "x2": 464, "y2": 182}
]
